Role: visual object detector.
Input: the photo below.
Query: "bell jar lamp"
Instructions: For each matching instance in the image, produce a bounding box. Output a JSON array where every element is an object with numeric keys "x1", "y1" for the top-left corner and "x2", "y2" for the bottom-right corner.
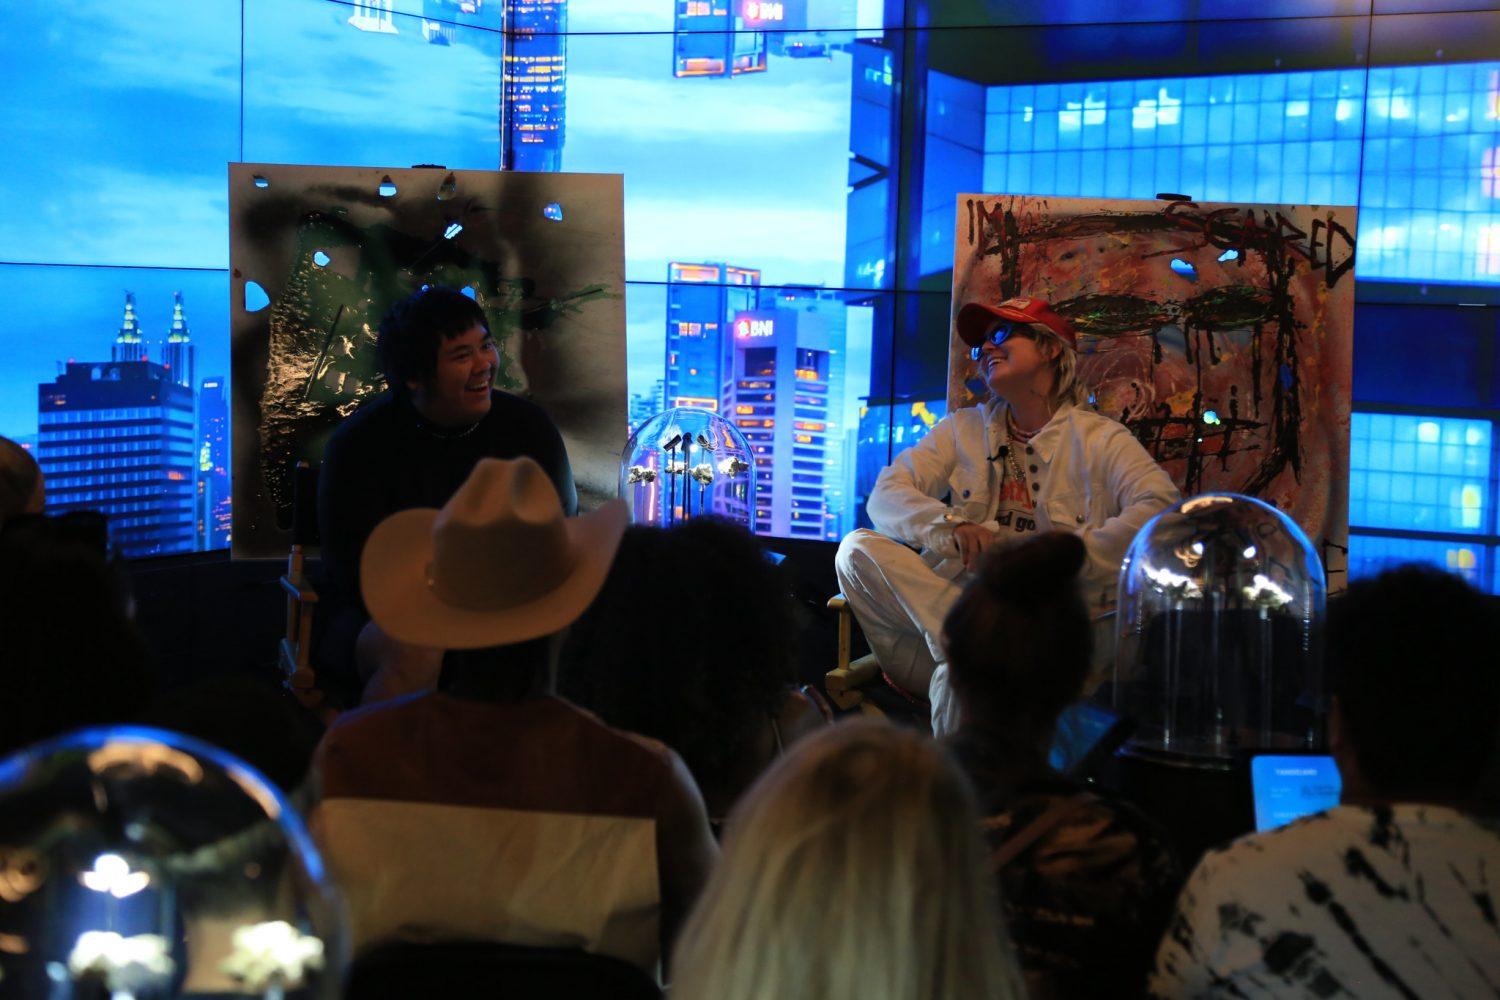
[
  {"x1": 620, "y1": 407, "x2": 758, "y2": 532},
  {"x1": 1113, "y1": 493, "x2": 1327, "y2": 765},
  {"x1": 0, "y1": 726, "x2": 346, "y2": 999}
]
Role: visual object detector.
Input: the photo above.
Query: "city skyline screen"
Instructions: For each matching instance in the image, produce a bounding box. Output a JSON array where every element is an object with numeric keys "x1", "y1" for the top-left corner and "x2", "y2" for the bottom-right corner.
[{"x1": 1, "y1": 2, "x2": 1497, "y2": 570}]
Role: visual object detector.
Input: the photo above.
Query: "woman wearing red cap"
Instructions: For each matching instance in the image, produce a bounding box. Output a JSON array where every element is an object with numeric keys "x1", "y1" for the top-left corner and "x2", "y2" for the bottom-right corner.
[{"x1": 835, "y1": 296, "x2": 1179, "y2": 735}]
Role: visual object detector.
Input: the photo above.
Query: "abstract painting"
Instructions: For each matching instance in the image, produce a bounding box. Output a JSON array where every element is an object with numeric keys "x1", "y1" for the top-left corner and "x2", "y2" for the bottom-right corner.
[
  {"x1": 949, "y1": 195, "x2": 1355, "y2": 584},
  {"x1": 230, "y1": 164, "x2": 625, "y2": 558}
]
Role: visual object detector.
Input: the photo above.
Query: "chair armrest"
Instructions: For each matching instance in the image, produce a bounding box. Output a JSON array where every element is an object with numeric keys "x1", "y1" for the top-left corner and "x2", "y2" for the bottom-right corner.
[{"x1": 279, "y1": 573, "x2": 320, "y2": 603}]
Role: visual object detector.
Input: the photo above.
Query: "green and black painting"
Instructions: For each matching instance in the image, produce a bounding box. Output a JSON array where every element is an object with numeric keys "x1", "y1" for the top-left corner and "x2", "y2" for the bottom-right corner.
[{"x1": 230, "y1": 165, "x2": 626, "y2": 558}]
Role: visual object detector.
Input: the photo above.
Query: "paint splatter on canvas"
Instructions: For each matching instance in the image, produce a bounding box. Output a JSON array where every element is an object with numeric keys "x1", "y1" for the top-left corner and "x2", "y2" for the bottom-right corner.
[
  {"x1": 230, "y1": 164, "x2": 625, "y2": 558},
  {"x1": 949, "y1": 195, "x2": 1354, "y2": 585}
]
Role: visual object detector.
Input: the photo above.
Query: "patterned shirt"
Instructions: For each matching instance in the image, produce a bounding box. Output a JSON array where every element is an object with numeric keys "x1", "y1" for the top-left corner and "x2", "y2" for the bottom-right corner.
[
  {"x1": 953, "y1": 740, "x2": 1183, "y2": 998},
  {"x1": 1149, "y1": 803, "x2": 1500, "y2": 999}
]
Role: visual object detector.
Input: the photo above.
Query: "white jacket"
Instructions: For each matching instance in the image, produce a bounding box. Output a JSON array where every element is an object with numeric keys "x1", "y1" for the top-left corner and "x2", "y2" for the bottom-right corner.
[{"x1": 868, "y1": 399, "x2": 1181, "y2": 607}]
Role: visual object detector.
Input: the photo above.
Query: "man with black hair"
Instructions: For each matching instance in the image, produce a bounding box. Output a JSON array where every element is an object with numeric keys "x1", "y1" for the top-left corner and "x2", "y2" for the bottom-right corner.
[
  {"x1": 1150, "y1": 564, "x2": 1500, "y2": 998},
  {"x1": 318, "y1": 286, "x2": 576, "y2": 704}
]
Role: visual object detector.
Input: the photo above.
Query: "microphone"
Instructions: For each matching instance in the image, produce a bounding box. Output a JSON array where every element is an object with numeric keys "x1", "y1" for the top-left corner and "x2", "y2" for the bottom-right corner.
[{"x1": 988, "y1": 445, "x2": 1008, "y2": 463}]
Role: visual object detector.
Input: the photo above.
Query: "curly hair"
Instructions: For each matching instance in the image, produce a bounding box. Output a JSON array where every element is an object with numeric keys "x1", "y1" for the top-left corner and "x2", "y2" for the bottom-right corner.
[{"x1": 557, "y1": 517, "x2": 796, "y2": 804}]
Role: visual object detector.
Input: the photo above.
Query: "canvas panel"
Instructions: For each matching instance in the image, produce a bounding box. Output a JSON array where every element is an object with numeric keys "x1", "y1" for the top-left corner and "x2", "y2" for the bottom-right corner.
[
  {"x1": 229, "y1": 164, "x2": 625, "y2": 558},
  {"x1": 949, "y1": 194, "x2": 1354, "y2": 586}
]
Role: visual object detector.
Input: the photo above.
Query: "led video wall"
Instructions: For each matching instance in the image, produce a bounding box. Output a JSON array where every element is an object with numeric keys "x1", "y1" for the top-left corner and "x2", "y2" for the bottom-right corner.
[{"x1": 1, "y1": 0, "x2": 1498, "y2": 580}]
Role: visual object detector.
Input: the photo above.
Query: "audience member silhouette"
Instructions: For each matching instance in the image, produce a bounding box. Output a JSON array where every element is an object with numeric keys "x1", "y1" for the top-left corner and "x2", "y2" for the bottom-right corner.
[
  {"x1": 1150, "y1": 564, "x2": 1500, "y2": 997},
  {"x1": 0, "y1": 434, "x2": 43, "y2": 523},
  {"x1": 312, "y1": 457, "x2": 717, "y2": 977},
  {"x1": 671, "y1": 719, "x2": 1025, "y2": 1000},
  {"x1": 140, "y1": 673, "x2": 324, "y2": 798},
  {"x1": 0, "y1": 510, "x2": 154, "y2": 757},
  {"x1": 559, "y1": 517, "x2": 827, "y2": 825},
  {"x1": 944, "y1": 531, "x2": 1180, "y2": 998}
]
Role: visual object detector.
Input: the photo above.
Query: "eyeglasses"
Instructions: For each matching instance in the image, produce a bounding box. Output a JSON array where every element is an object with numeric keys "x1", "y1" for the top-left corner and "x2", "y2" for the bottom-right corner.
[{"x1": 968, "y1": 322, "x2": 1026, "y2": 361}]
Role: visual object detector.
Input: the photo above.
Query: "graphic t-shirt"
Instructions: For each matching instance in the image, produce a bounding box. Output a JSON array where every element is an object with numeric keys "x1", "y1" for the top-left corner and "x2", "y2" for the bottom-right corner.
[
  {"x1": 992, "y1": 409, "x2": 1040, "y2": 538},
  {"x1": 1149, "y1": 803, "x2": 1500, "y2": 999}
]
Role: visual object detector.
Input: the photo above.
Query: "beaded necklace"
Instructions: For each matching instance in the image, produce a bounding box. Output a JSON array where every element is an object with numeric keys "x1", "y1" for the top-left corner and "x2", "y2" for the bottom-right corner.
[{"x1": 1002, "y1": 408, "x2": 1039, "y2": 496}]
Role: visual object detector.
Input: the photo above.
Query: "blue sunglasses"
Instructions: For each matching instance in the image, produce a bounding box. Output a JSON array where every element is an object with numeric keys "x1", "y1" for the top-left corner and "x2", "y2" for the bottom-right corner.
[{"x1": 968, "y1": 322, "x2": 1027, "y2": 361}]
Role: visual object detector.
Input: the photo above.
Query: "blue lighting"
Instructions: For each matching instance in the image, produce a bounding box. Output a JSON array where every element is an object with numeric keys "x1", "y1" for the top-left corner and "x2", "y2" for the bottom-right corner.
[
  {"x1": 979, "y1": 63, "x2": 1500, "y2": 285},
  {"x1": 244, "y1": 280, "x2": 270, "y2": 312},
  {"x1": 1170, "y1": 258, "x2": 1198, "y2": 281}
]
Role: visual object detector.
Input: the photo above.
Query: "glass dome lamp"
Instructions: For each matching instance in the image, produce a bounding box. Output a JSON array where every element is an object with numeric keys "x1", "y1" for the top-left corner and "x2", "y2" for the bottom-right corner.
[
  {"x1": 0, "y1": 727, "x2": 346, "y2": 999},
  {"x1": 1113, "y1": 493, "x2": 1327, "y2": 765},
  {"x1": 620, "y1": 407, "x2": 758, "y2": 532}
]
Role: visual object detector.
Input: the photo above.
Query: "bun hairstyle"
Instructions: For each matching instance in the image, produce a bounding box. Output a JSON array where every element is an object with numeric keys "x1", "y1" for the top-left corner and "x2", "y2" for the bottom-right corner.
[{"x1": 942, "y1": 532, "x2": 1093, "y2": 736}]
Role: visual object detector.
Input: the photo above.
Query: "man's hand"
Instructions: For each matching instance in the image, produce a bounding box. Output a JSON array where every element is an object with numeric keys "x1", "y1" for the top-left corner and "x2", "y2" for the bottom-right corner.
[{"x1": 953, "y1": 522, "x2": 997, "y2": 572}]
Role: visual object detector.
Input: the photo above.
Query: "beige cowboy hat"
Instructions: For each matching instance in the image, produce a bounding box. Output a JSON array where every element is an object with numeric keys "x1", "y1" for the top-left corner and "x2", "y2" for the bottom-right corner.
[{"x1": 361, "y1": 456, "x2": 627, "y2": 649}]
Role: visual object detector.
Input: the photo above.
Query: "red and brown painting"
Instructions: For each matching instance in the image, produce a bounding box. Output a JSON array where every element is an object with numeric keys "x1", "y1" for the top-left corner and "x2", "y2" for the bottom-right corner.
[{"x1": 949, "y1": 195, "x2": 1355, "y2": 585}]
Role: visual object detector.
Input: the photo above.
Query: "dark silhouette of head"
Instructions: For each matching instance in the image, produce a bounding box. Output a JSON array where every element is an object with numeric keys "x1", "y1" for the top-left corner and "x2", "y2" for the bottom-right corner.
[
  {"x1": 943, "y1": 532, "x2": 1093, "y2": 748},
  {"x1": 1328, "y1": 564, "x2": 1500, "y2": 801},
  {"x1": 0, "y1": 512, "x2": 154, "y2": 757},
  {"x1": 0, "y1": 435, "x2": 43, "y2": 522},
  {"x1": 558, "y1": 517, "x2": 797, "y2": 801}
]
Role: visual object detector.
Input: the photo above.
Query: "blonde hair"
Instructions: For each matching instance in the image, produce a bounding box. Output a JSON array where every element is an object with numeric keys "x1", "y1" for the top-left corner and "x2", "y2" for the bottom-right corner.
[
  {"x1": 991, "y1": 327, "x2": 1090, "y2": 412},
  {"x1": 1044, "y1": 334, "x2": 1091, "y2": 409},
  {"x1": 670, "y1": 720, "x2": 1024, "y2": 1000}
]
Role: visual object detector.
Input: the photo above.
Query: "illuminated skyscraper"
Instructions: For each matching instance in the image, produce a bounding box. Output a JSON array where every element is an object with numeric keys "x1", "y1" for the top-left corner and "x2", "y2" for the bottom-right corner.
[
  {"x1": 629, "y1": 378, "x2": 667, "y2": 429},
  {"x1": 672, "y1": 1, "x2": 768, "y2": 78},
  {"x1": 112, "y1": 292, "x2": 147, "y2": 364},
  {"x1": 37, "y1": 361, "x2": 197, "y2": 558},
  {"x1": 504, "y1": 0, "x2": 566, "y2": 172},
  {"x1": 347, "y1": 0, "x2": 399, "y2": 33},
  {"x1": 161, "y1": 291, "x2": 194, "y2": 390},
  {"x1": 198, "y1": 376, "x2": 231, "y2": 550},
  {"x1": 664, "y1": 262, "x2": 760, "y2": 411},
  {"x1": 724, "y1": 300, "x2": 842, "y2": 538}
]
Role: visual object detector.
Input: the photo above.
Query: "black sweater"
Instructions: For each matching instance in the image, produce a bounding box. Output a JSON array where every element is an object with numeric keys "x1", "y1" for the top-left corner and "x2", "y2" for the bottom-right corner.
[{"x1": 317, "y1": 389, "x2": 577, "y2": 616}]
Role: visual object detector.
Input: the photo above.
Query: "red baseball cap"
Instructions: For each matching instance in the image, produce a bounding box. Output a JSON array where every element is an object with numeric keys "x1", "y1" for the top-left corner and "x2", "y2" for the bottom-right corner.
[{"x1": 956, "y1": 296, "x2": 1077, "y2": 351}]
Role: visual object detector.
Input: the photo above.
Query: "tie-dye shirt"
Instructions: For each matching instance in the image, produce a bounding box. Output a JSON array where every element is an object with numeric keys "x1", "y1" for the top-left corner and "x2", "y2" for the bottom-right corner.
[{"x1": 1149, "y1": 803, "x2": 1500, "y2": 999}]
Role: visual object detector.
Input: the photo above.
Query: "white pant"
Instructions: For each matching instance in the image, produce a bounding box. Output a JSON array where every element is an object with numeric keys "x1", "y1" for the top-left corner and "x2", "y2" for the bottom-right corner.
[{"x1": 834, "y1": 529, "x2": 966, "y2": 735}]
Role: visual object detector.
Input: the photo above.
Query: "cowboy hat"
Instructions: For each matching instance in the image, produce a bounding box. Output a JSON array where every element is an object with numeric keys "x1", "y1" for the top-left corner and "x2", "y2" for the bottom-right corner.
[{"x1": 361, "y1": 457, "x2": 627, "y2": 649}]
